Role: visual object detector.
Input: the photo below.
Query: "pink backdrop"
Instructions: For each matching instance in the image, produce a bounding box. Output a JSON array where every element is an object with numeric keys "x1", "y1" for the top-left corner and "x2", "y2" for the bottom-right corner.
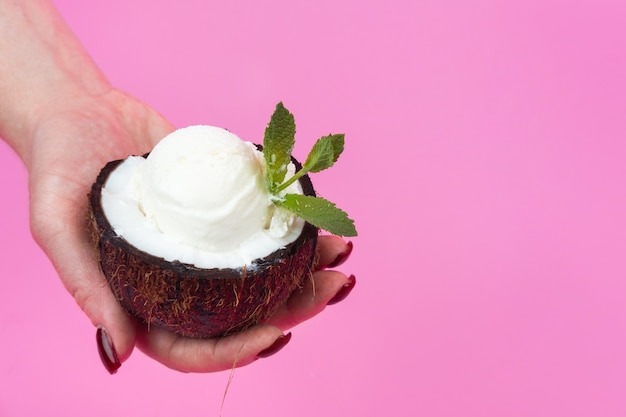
[{"x1": 2, "y1": 0, "x2": 626, "y2": 416}]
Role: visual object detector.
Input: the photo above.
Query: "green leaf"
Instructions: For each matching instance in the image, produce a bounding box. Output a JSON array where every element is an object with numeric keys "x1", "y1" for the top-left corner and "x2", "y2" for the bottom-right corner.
[
  {"x1": 273, "y1": 133, "x2": 345, "y2": 194},
  {"x1": 263, "y1": 102, "x2": 296, "y2": 192},
  {"x1": 303, "y1": 133, "x2": 345, "y2": 173},
  {"x1": 277, "y1": 194, "x2": 358, "y2": 237}
]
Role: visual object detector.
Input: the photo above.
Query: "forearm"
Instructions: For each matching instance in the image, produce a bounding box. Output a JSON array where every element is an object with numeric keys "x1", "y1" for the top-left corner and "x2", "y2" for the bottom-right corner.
[{"x1": 0, "y1": 0, "x2": 111, "y2": 164}]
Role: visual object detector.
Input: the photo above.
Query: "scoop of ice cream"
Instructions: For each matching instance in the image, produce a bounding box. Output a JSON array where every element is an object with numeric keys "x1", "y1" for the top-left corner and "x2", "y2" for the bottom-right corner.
[
  {"x1": 101, "y1": 125, "x2": 305, "y2": 268},
  {"x1": 139, "y1": 126, "x2": 271, "y2": 253}
]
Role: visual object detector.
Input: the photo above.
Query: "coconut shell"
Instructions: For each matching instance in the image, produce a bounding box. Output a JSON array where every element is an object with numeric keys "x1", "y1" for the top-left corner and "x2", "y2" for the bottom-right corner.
[{"x1": 89, "y1": 154, "x2": 318, "y2": 339}]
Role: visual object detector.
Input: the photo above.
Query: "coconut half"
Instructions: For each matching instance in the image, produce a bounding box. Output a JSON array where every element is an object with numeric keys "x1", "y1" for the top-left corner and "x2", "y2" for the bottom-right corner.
[{"x1": 89, "y1": 153, "x2": 318, "y2": 339}]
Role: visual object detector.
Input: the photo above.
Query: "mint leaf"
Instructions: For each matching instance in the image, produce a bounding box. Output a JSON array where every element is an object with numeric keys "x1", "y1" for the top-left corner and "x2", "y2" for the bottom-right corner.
[
  {"x1": 277, "y1": 194, "x2": 357, "y2": 237},
  {"x1": 274, "y1": 133, "x2": 345, "y2": 193},
  {"x1": 263, "y1": 102, "x2": 296, "y2": 192},
  {"x1": 304, "y1": 134, "x2": 345, "y2": 173}
]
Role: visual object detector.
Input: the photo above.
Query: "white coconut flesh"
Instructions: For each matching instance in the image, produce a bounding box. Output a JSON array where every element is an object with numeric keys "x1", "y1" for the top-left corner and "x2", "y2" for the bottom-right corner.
[{"x1": 100, "y1": 126, "x2": 305, "y2": 270}]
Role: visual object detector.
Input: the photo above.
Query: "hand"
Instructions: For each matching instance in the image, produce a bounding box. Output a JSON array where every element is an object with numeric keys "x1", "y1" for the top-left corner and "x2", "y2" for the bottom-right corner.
[{"x1": 27, "y1": 90, "x2": 356, "y2": 373}]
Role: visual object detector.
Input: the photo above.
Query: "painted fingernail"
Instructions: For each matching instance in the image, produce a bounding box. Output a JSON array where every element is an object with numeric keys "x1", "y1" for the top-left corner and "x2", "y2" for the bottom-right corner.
[
  {"x1": 96, "y1": 325, "x2": 121, "y2": 374},
  {"x1": 327, "y1": 241, "x2": 353, "y2": 268},
  {"x1": 327, "y1": 274, "x2": 356, "y2": 305},
  {"x1": 257, "y1": 333, "x2": 292, "y2": 359}
]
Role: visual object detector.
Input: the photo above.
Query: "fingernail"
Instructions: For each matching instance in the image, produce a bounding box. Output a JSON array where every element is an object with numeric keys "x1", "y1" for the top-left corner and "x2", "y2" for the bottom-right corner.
[
  {"x1": 96, "y1": 325, "x2": 121, "y2": 374},
  {"x1": 257, "y1": 332, "x2": 292, "y2": 359},
  {"x1": 327, "y1": 241, "x2": 353, "y2": 268},
  {"x1": 327, "y1": 274, "x2": 356, "y2": 305}
]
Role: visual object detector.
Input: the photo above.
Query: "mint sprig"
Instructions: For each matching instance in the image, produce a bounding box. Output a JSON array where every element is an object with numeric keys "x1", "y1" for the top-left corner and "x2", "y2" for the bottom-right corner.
[{"x1": 263, "y1": 102, "x2": 357, "y2": 237}]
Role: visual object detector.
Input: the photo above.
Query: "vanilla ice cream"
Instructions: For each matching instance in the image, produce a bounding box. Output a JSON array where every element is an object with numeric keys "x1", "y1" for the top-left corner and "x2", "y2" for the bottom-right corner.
[
  {"x1": 140, "y1": 126, "x2": 271, "y2": 252},
  {"x1": 100, "y1": 126, "x2": 305, "y2": 269}
]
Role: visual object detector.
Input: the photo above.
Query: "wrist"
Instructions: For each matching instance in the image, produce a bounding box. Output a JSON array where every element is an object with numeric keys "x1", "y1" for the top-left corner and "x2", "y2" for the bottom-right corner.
[{"x1": 0, "y1": 0, "x2": 111, "y2": 163}]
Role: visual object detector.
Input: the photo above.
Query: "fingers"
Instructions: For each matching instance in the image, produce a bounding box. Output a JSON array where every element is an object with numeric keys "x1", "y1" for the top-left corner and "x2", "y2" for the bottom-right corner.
[
  {"x1": 267, "y1": 235, "x2": 356, "y2": 331},
  {"x1": 135, "y1": 324, "x2": 287, "y2": 373},
  {"x1": 314, "y1": 235, "x2": 354, "y2": 270},
  {"x1": 267, "y1": 270, "x2": 356, "y2": 331}
]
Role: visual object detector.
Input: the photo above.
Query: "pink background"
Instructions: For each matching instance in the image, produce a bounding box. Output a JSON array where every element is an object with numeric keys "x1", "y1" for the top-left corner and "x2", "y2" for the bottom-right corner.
[{"x1": 2, "y1": 0, "x2": 626, "y2": 415}]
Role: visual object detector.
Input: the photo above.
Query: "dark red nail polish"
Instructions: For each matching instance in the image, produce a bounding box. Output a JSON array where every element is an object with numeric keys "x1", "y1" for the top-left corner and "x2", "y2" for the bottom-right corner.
[
  {"x1": 96, "y1": 325, "x2": 121, "y2": 374},
  {"x1": 327, "y1": 275, "x2": 356, "y2": 305},
  {"x1": 327, "y1": 241, "x2": 353, "y2": 268},
  {"x1": 257, "y1": 333, "x2": 292, "y2": 359}
]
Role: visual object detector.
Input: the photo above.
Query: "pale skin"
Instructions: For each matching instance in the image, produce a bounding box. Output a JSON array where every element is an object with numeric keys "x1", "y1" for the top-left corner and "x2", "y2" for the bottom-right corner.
[{"x1": 0, "y1": 0, "x2": 354, "y2": 373}]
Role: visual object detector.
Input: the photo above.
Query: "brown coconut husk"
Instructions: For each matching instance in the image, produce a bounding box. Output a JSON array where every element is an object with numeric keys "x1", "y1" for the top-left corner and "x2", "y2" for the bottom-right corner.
[{"x1": 89, "y1": 155, "x2": 318, "y2": 338}]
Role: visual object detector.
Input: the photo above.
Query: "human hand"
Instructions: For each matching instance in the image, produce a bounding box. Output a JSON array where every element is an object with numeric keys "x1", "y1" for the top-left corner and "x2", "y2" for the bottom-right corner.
[{"x1": 27, "y1": 90, "x2": 356, "y2": 373}]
